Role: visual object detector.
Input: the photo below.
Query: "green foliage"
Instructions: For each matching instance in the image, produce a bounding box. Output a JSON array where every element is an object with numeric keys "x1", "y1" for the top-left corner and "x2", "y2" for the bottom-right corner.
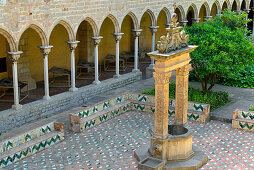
[
  {"x1": 250, "y1": 105, "x2": 254, "y2": 111},
  {"x1": 141, "y1": 82, "x2": 229, "y2": 111},
  {"x1": 185, "y1": 9, "x2": 254, "y2": 93}
]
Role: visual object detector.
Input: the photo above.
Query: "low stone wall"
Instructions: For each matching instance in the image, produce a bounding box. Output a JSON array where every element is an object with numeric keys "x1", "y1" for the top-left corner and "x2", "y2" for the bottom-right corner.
[{"x1": 0, "y1": 72, "x2": 142, "y2": 132}]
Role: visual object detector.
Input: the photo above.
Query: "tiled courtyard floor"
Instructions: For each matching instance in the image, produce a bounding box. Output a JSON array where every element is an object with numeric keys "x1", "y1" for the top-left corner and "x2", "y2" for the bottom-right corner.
[{"x1": 6, "y1": 111, "x2": 254, "y2": 170}]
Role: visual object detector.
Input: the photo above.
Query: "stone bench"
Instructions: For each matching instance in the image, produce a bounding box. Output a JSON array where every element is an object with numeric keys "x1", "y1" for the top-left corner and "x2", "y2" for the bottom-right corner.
[
  {"x1": 69, "y1": 92, "x2": 210, "y2": 133},
  {"x1": 0, "y1": 121, "x2": 64, "y2": 167},
  {"x1": 232, "y1": 109, "x2": 254, "y2": 132}
]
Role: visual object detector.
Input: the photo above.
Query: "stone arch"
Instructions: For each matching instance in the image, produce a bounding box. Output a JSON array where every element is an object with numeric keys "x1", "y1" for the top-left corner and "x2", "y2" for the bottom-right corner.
[
  {"x1": 186, "y1": 4, "x2": 198, "y2": 26},
  {"x1": 161, "y1": 7, "x2": 171, "y2": 24},
  {"x1": 100, "y1": 14, "x2": 120, "y2": 33},
  {"x1": 202, "y1": 2, "x2": 211, "y2": 16},
  {"x1": 141, "y1": 9, "x2": 157, "y2": 26},
  {"x1": 0, "y1": 27, "x2": 17, "y2": 52},
  {"x1": 48, "y1": 19, "x2": 75, "y2": 41},
  {"x1": 122, "y1": 11, "x2": 139, "y2": 30},
  {"x1": 222, "y1": 0, "x2": 231, "y2": 10},
  {"x1": 241, "y1": 0, "x2": 249, "y2": 10},
  {"x1": 188, "y1": 3, "x2": 199, "y2": 18},
  {"x1": 18, "y1": 23, "x2": 47, "y2": 46},
  {"x1": 75, "y1": 17, "x2": 99, "y2": 37},
  {"x1": 176, "y1": 5, "x2": 186, "y2": 21},
  {"x1": 232, "y1": 0, "x2": 240, "y2": 10},
  {"x1": 199, "y1": 2, "x2": 210, "y2": 22},
  {"x1": 214, "y1": 0, "x2": 222, "y2": 13}
]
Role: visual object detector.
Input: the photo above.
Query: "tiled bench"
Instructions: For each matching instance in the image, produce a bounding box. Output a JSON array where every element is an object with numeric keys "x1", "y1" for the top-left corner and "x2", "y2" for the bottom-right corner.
[
  {"x1": 232, "y1": 109, "x2": 254, "y2": 132},
  {"x1": 69, "y1": 93, "x2": 210, "y2": 133},
  {"x1": 0, "y1": 122, "x2": 64, "y2": 167}
]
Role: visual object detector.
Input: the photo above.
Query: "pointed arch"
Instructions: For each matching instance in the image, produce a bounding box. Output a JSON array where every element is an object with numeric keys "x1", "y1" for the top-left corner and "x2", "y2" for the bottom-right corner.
[
  {"x1": 0, "y1": 27, "x2": 17, "y2": 52},
  {"x1": 232, "y1": 0, "x2": 240, "y2": 10},
  {"x1": 161, "y1": 7, "x2": 171, "y2": 24},
  {"x1": 141, "y1": 9, "x2": 156, "y2": 26},
  {"x1": 18, "y1": 23, "x2": 47, "y2": 46},
  {"x1": 75, "y1": 17, "x2": 99, "y2": 37},
  {"x1": 125, "y1": 11, "x2": 139, "y2": 30},
  {"x1": 49, "y1": 19, "x2": 75, "y2": 41},
  {"x1": 100, "y1": 14, "x2": 120, "y2": 33},
  {"x1": 201, "y1": 2, "x2": 211, "y2": 16},
  {"x1": 176, "y1": 5, "x2": 186, "y2": 21},
  {"x1": 213, "y1": 0, "x2": 222, "y2": 14},
  {"x1": 187, "y1": 3, "x2": 199, "y2": 18}
]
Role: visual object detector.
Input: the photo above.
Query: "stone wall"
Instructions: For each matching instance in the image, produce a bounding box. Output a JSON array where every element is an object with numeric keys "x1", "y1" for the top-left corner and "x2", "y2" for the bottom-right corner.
[{"x1": 0, "y1": 71, "x2": 142, "y2": 132}]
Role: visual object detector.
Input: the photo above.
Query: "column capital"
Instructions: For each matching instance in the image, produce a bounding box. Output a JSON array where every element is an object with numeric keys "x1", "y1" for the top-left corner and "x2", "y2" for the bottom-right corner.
[
  {"x1": 38, "y1": 45, "x2": 53, "y2": 55},
  {"x1": 112, "y1": 33, "x2": 124, "y2": 42},
  {"x1": 131, "y1": 29, "x2": 143, "y2": 37},
  {"x1": 175, "y1": 64, "x2": 191, "y2": 76},
  {"x1": 180, "y1": 21, "x2": 188, "y2": 27},
  {"x1": 153, "y1": 72, "x2": 172, "y2": 85},
  {"x1": 66, "y1": 41, "x2": 80, "y2": 50},
  {"x1": 91, "y1": 36, "x2": 103, "y2": 46},
  {"x1": 192, "y1": 18, "x2": 201, "y2": 23},
  {"x1": 8, "y1": 51, "x2": 23, "y2": 63},
  {"x1": 204, "y1": 16, "x2": 213, "y2": 19},
  {"x1": 149, "y1": 26, "x2": 159, "y2": 33},
  {"x1": 244, "y1": 9, "x2": 250, "y2": 14}
]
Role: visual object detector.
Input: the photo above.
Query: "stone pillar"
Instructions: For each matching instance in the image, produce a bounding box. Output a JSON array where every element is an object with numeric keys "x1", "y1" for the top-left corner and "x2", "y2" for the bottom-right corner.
[
  {"x1": 66, "y1": 41, "x2": 79, "y2": 92},
  {"x1": 175, "y1": 64, "x2": 191, "y2": 125},
  {"x1": 149, "y1": 26, "x2": 159, "y2": 67},
  {"x1": 252, "y1": 7, "x2": 254, "y2": 35},
  {"x1": 192, "y1": 18, "x2": 201, "y2": 24},
  {"x1": 112, "y1": 33, "x2": 124, "y2": 78},
  {"x1": 180, "y1": 21, "x2": 188, "y2": 27},
  {"x1": 38, "y1": 46, "x2": 53, "y2": 100},
  {"x1": 8, "y1": 51, "x2": 23, "y2": 110},
  {"x1": 131, "y1": 29, "x2": 142, "y2": 72},
  {"x1": 153, "y1": 69, "x2": 172, "y2": 139},
  {"x1": 91, "y1": 36, "x2": 103, "y2": 84}
]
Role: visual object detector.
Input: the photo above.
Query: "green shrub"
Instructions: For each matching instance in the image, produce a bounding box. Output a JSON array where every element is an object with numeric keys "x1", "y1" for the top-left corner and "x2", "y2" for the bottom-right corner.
[
  {"x1": 250, "y1": 105, "x2": 254, "y2": 111},
  {"x1": 141, "y1": 82, "x2": 229, "y2": 111}
]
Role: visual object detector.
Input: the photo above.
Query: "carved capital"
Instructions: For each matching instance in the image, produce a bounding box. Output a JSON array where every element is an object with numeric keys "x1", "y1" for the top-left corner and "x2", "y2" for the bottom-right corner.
[
  {"x1": 175, "y1": 64, "x2": 191, "y2": 76},
  {"x1": 112, "y1": 33, "x2": 124, "y2": 42},
  {"x1": 38, "y1": 45, "x2": 53, "y2": 56},
  {"x1": 91, "y1": 36, "x2": 103, "y2": 46},
  {"x1": 66, "y1": 41, "x2": 80, "y2": 50},
  {"x1": 204, "y1": 16, "x2": 213, "y2": 20},
  {"x1": 180, "y1": 21, "x2": 188, "y2": 27},
  {"x1": 192, "y1": 18, "x2": 201, "y2": 23},
  {"x1": 244, "y1": 9, "x2": 250, "y2": 14},
  {"x1": 153, "y1": 72, "x2": 172, "y2": 85},
  {"x1": 131, "y1": 29, "x2": 142, "y2": 37},
  {"x1": 8, "y1": 51, "x2": 23, "y2": 63},
  {"x1": 149, "y1": 26, "x2": 159, "y2": 33}
]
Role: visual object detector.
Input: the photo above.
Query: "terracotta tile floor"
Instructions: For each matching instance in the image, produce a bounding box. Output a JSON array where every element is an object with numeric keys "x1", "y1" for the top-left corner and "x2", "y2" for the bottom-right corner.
[{"x1": 6, "y1": 111, "x2": 254, "y2": 169}]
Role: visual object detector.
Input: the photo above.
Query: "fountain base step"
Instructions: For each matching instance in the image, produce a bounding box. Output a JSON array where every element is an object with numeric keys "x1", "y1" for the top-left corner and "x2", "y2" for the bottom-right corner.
[{"x1": 134, "y1": 144, "x2": 208, "y2": 170}]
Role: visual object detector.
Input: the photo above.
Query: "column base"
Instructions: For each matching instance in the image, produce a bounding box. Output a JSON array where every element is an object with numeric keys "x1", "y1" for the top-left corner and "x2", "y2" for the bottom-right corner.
[
  {"x1": 93, "y1": 80, "x2": 101, "y2": 85},
  {"x1": 113, "y1": 74, "x2": 121, "y2": 78},
  {"x1": 146, "y1": 66, "x2": 155, "y2": 79},
  {"x1": 132, "y1": 69, "x2": 140, "y2": 73},
  {"x1": 12, "y1": 104, "x2": 22, "y2": 110},
  {"x1": 69, "y1": 87, "x2": 78, "y2": 92},
  {"x1": 149, "y1": 63, "x2": 155, "y2": 68},
  {"x1": 43, "y1": 95, "x2": 51, "y2": 100}
]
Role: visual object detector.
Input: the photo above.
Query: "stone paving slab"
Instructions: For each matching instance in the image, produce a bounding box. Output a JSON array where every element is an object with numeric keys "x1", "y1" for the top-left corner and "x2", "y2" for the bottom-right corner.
[{"x1": 5, "y1": 111, "x2": 254, "y2": 169}]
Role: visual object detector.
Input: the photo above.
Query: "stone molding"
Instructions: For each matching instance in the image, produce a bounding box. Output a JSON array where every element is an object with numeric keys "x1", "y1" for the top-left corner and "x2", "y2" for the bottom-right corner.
[
  {"x1": 38, "y1": 46, "x2": 53, "y2": 56},
  {"x1": 91, "y1": 36, "x2": 103, "y2": 46},
  {"x1": 175, "y1": 64, "x2": 191, "y2": 76},
  {"x1": 112, "y1": 33, "x2": 124, "y2": 42},
  {"x1": 66, "y1": 41, "x2": 80, "y2": 50},
  {"x1": 131, "y1": 29, "x2": 142, "y2": 37},
  {"x1": 7, "y1": 51, "x2": 23, "y2": 63},
  {"x1": 153, "y1": 72, "x2": 172, "y2": 85},
  {"x1": 149, "y1": 26, "x2": 159, "y2": 33}
]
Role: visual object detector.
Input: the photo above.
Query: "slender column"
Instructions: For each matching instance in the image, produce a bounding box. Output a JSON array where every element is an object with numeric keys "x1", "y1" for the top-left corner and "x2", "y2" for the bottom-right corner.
[
  {"x1": 8, "y1": 51, "x2": 23, "y2": 110},
  {"x1": 244, "y1": 9, "x2": 250, "y2": 28},
  {"x1": 192, "y1": 18, "x2": 201, "y2": 24},
  {"x1": 131, "y1": 29, "x2": 142, "y2": 72},
  {"x1": 112, "y1": 33, "x2": 124, "y2": 78},
  {"x1": 149, "y1": 26, "x2": 159, "y2": 67},
  {"x1": 252, "y1": 7, "x2": 254, "y2": 35},
  {"x1": 180, "y1": 21, "x2": 188, "y2": 27},
  {"x1": 153, "y1": 69, "x2": 172, "y2": 139},
  {"x1": 66, "y1": 41, "x2": 79, "y2": 91},
  {"x1": 91, "y1": 36, "x2": 103, "y2": 84},
  {"x1": 175, "y1": 64, "x2": 191, "y2": 125},
  {"x1": 38, "y1": 46, "x2": 53, "y2": 100}
]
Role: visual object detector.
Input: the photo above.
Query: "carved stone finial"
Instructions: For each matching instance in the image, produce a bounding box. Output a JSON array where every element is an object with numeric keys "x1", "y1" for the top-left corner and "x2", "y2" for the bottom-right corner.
[{"x1": 156, "y1": 12, "x2": 189, "y2": 53}]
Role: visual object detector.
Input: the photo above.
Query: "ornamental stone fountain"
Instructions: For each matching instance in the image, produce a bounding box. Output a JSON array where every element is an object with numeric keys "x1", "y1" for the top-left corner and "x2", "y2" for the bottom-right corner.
[{"x1": 134, "y1": 12, "x2": 208, "y2": 170}]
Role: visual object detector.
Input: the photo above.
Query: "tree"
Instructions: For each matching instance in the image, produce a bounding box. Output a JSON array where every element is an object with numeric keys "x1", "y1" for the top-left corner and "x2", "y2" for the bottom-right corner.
[{"x1": 185, "y1": 9, "x2": 254, "y2": 93}]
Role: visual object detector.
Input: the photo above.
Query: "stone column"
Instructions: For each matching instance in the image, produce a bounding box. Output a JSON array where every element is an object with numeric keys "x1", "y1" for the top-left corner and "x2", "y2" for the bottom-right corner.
[
  {"x1": 66, "y1": 41, "x2": 79, "y2": 92},
  {"x1": 8, "y1": 51, "x2": 23, "y2": 110},
  {"x1": 252, "y1": 7, "x2": 254, "y2": 35},
  {"x1": 131, "y1": 29, "x2": 142, "y2": 72},
  {"x1": 91, "y1": 36, "x2": 103, "y2": 84},
  {"x1": 112, "y1": 33, "x2": 124, "y2": 78},
  {"x1": 180, "y1": 21, "x2": 188, "y2": 27},
  {"x1": 192, "y1": 18, "x2": 201, "y2": 24},
  {"x1": 38, "y1": 46, "x2": 53, "y2": 100},
  {"x1": 175, "y1": 64, "x2": 191, "y2": 125},
  {"x1": 148, "y1": 26, "x2": 159, "y2": 67},
  {"x1": 153, "y1": 69, "x2": 172, "y2": 139}
]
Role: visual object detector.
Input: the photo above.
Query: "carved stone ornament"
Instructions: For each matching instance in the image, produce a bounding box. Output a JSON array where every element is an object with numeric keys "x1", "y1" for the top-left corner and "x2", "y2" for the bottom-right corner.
[
  {"x1": 38, "y1": 45, "x2": 53, "y2": 56},
  {"x1": 131, "y1": 29, "x2": 142, "y2": 37},
  {"x1": 91, "y1": 36, "x2": 103, "y2": 46},
  {"x1": 67, "y1": 41, "x2": 80, "y2": 50},
  {"x1": 8, "y1": 51, "x2": 23, "y2": 63},
  {"x1": 153, "y1": 72, "x2": 171, "y2": 85},
  {"x1": 157, "y1": 13, "x2": 189, "y2": 53},
  {"x1": 112, "y1": 33, "x2": 124, "y2": 42}
]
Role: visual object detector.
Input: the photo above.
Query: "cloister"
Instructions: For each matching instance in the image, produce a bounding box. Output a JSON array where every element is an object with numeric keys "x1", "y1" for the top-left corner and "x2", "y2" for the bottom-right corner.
[{"x1": 0, "y1": 0, "x2": 253, "y2": 129}]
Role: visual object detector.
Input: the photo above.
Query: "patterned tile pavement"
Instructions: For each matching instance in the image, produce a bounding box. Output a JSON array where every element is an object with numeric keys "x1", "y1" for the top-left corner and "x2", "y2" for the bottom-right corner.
[{"x1": 6, "y1": 111, "x2": 254, "y2": 170}]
